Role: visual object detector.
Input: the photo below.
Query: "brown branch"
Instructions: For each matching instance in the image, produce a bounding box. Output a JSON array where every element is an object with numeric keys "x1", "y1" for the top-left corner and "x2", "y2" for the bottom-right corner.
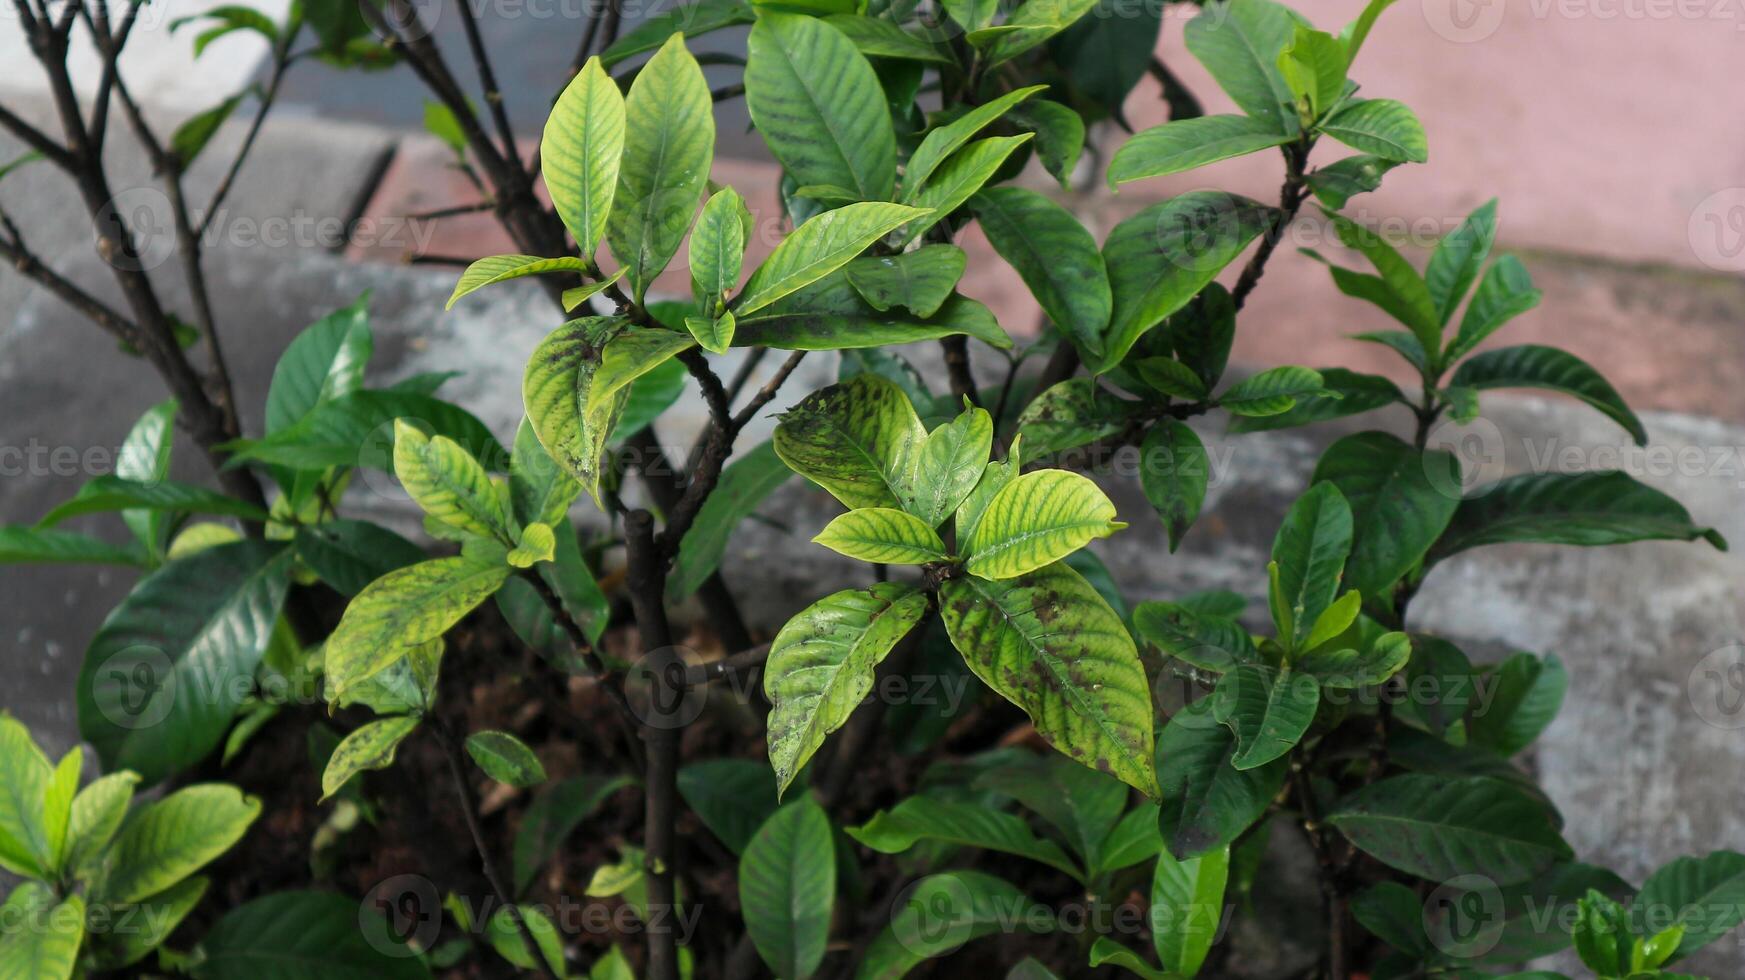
[
  {"x1": 1231, "y1": 140, "x2": 1314, "y2": 312},
  {"x1": 520, "y1": 568, "x2": 647, "y2": 770},
  {"x1": 453, "y1": 0, "x2": 524, "y2": 173},
  {"x1": 730, "y1": 349, "x2": 806, "y2": 431},
  {"x1": 939, "y1": 335, "x2": 980, "y2": 406},
  {"x1": 0, "y1": 103, "x2": 74, "y2": 171},
  {"x1": 0, "y1": 219, "x2": 142, "y2": 348},
  {"x1": 626, "y1": 510, "x2": 683, "y2": 980},
  {"x1": 197, "y1": 27, "x2": 298, "y2": 238}
]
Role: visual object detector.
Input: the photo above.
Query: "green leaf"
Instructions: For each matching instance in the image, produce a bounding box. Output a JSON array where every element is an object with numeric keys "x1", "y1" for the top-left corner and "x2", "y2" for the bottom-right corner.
[
  {"x1": 325, "y1": 556, "x2": 511, "y2": 699},
  {"x1": 524, "y1": 317, "x2": 625, "y2": 505},
  {"x1": 747, "y1": 12, "x2": 896, "y2": 201},
  {"x1": 1311, "y1": 431, "x2": 1459, "y2": 600},
  {"x1": 484, "y1": 905, "x2": 566, "y2": 977},
  {"x1": 39, "y1": 476, "x2": 270, "y2": 527},
  {"x1": 1426, "y1": 199, "x2": 1499, "y2": 325},
  {"x1": 941, "y1": 0, "x2": 996, "y2": 31},
  {"x1": 737, "y1": 202, "x2": 930, "y2": 315},
  {"x1": 845, "y1": 245, "x2": 965, "y2": 319},
  {"x1": 1295, "y1": 630, "x2": 1411, "y2": 688},
  {"x1": 1340, "y1": 0, "x2": 1397, "y2": 65},
  {"x1": 1451, "y1": 344, "x2": 1647, "y2": 446},
  {"x1": 773, "y1": 373, "x2": 925, "y2": 510},
  {"x1": 1327, "y1": 773, "x2": 1572, "y2": 886},
  {"x1": 970, "y1": 187, "x2": 1110, "y2": 360},
  {"x1": 973, "y1": 751, "x2": 1128, "y2": 868},
  {"x1": 907, "y1": 403, "x2": 993, "y2": 526},
  {"x1": 974, "y1": 0, "x2": 1099, "y2": 68},
  {"x1": 0, "y1": 717, "x2": 51, "y2": 878},
  {"x1": 77, "y1": 540, "x2": 292, "y2": 785},
  {"x1": 1101, "y1": 192, "x2": 1277, "y2": 371},
  {"x1": 1277, "y1": 26, "x2": 1345, "y2": 121},
  {"x1": 264, "y1": 295, "x2": 373, "y2": 435},
  {"x1": 1132, "y1": 358, "x2": 1208, "y2": 400},
  {"x1": 765, "y1": 582, "x2": 929, "y2": 795},
  {"x1": 171, "y1": 91, "x2": 247, "y2": 167},
  {"x1": 63, "y1": 771, "x2": 139, "y2": 877},
  {"x1": 955, "y1": 444, "x2": 1019, "y2": 546},
  {"x1": 422, "y1": 100, "x2": 466, "y2": 155},
  {"x1": 1219, "y1": 365, "x2": 1327, "y2": 417},
  {"x1": 1151, "y1": 845, "x2": 1229, "y2": 976},
  {"x1": 1087, "y1": 938, "x2": 1169, "y2": 980},
  {"x1": 609, "y1": 34, "x2": 715, "y2": 301},
  {"x1": 1305, "y1": 154, "x2": 1400, "y2": 209},
  {"x1": 232, "y1": 390, "x2": 504, "y2": 472},
  {"x1": 1468, "y1": 652, "x2": 1566, "y2": 756},
  {"x1": 1140, "y1": 419, "x2": 1209, "y2": 553},
  {"x1": 905, "y1": 85, "x2": 1046, "y2": 193},
  {"x1": 1109, "y1": 115, "x2": 1292, "y2": 186},
  {"x1": 1226, "y1": 367, "x2": 1402, "y2": 433},
  {"x1": 600, "y1": 0, "x2": 755, "y2": 68},
  {"x1": 669, "y1": 441, "x2": 791, "y2": 599},
  {"x1": 466, "y1": 730, "x2": 548, "y2": 787},
  {"x1": 940, "y1": 562, "x2": 1158, "y2": 797},
  {"x1": 447, "y1": 255, "x2": 592, "y2": 310},
  {"x1": 676, "y1": 760, "x2": 777, "y2": 856},
  {"x1": 962, "y1": 470, "x2": 1124, "y2": 579},
  {"x1": 191, "y1": 889, "x2": 433, "y2": 978},
  {"x1": 1009, "y1": 100, "x2": 1085, "y2": 188},
  {"x1": 1446, "y1": 253, "x2": 1540, "y2": 362},
  {"x1": 514, "y1": 775, "x2": 633, "y2": 894},
  {"x1": 1325, "y1": 212, "x2": 1440, "y2": 351},
  {"x1": 543, "y1": 56, "x2": 625, "y2": 260},
  {"x1": 824, "y1": 14, "x2": 949, "y2": 63},
  {"x1": 393, "y1": 420, "x2": 510, "y2": 540},
  {"x1": 1212, "y1": 664, "x2": 1319, "y2": 769},
  {"x1": 684, "y1": 312, "x2": 738, "y2": 356},
  {"x1": 736, "y1": 273, "x2": 1010, "y2": 351},
  {"x1": 562, "y1": 269, "x2": 627, "y2": 313},
  {"x1": 1634, "y1": 851, "x2": 1745, "y2": 958},
  {"x1": 1184, "y1": 0, "x2": 1300, "y2": 135},
  {"x1": 319, "y1": 715, "x2": 420, "y2": 802},
  {"x1": 1269, "y1": 481, "x2": 1353, "y2": 647},
  {"x1": 1046, "y1": 0, "x2": 1162, "y2": 117},
  {"x1": 1014, "y1": 379, "x2": 1135, "y2": 457},
  {"x1": 98, "y1": 783, "x2": 260, "y2": 904},
  {"x1": 0, "y1": 149, "x2": 44, "y2": 183},
  {"x1": 590, "y1": 328, "x2": 697, "y2": 417},
  {"x1": 0, "y1": 885, "x2": 83, "y2": 980},
  {"x1": 329, "y1": 638, "x2": 442, "y2": 717},
  {"x1": 740, "y1": 797, "x2": 836, "y2": 980},
  {"x1": 1155, "y1": 698, "x2": 1286, "y2": 859},
  {"x1": 1321, "y1": 97, "x2": 1427, "y2": 163},
  {"x1": 0, "y1": 526, "x2": 143, "y2": 566},
  {"x1": 856, "y1": 872, "x2": 1046, "y2": 979},
  {"x1": 1133, "y1": 601, "x2": 1257, "y2": 674},
  {"x1": 89, "y1": 873, "x2": 209, "y2": 969},
  {"x1": 1431, "y1": 471, "x2": 1727, "y2": 560},
  {"x1": 116, "y1": 398, "x2": 177, "y2": 558},
  {"x1": 815, "y1": 508, "x2": 949, "y2": 564},
  {"x1": 690, "y1": 187, "x2": 751, "y2": 304},
  {"x1": 295, "y1": 520, "x2": 426, "y2": 597},
  {"x1": 848, "y1": 795, "x2": 1081, "y2": 880},
  {"x1": 900, "y1": 135, "x2": 1030, "y2": 243}
]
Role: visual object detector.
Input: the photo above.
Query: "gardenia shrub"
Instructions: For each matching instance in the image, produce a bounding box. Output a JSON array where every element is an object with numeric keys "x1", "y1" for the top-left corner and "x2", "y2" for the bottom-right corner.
[{"x1": 1, "y1": 0, "x2": 1740, "y2": 977}]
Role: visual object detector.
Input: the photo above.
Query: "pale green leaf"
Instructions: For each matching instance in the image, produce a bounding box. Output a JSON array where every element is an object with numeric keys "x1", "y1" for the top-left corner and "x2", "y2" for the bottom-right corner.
[
  {"x1": 543, "y1": 56, "x2": 625, "y2": 259},
  {"x1": 963, "y1": 469, "x2": 1124, "y2": 579},
  {"x1": 1109, "y1": 114, "x2": 1290, "y2": 186},
  {"x1": 736, "y1": 202, "x2": 930, "y2": 315},
  {"x1": 814, "y1": 508, "x2": 950, "y2": 564},
  {"x1": 765, "y1": 583, "x2": 929, "y2": 795},
  {"x1": 324, "y1": 557, "x2": 510, "y2": 699}
]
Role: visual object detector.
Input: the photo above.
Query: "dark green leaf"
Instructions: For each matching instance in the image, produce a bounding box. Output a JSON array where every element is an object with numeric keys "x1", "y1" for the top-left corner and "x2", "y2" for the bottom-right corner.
[
  {"x1": 78, "y1": 541, "x2": 292, "y2": 785},
  {"x1": 1269, "y1": 481, "x2": 1353, "y2": 646},
  {"x1": 741, "y1": 797, "x2": 836, "y2": 979},
  {"x1": 233, "y1": 391, "x2": 504, "y2": 473},
  {"x1": 1155, "y1": 698, "x2": 1286, "y2": 859},
  {"x1": 676, "y1": 760, "x2": 777, "y2": 856},
  {"x1": 1183, "y1": 0, "x2": 1299, "y2": 135},
  {"x1": 294, "y1": 520, "x2": 425, "y2": 597},
  {"x1": 1109, "y1": 115, "x2": 1291, "y2": 186},
  {"x1": 1311, "y1": 431, "x2": 1460, "y2": 600},
  {"x1": 670, "y1": 440, "x2": 792, "y2": 599},
  {"x1": 39, "y1": 476, "x2": 269, "y2": 527},
  {"x1": 1140, "y1": 419, "x2": 1209, "y2": 552},
  {"x1": 1467, "y1": 652, "x2": 1567, "y2": 756},
  {"x1": 191, "y1": 890, "x2": 431, "y2": 978},
  {"x1": 1326, "y1": 773, "x2": 1572, "y2": 886},
  {"x1": 1227, "y1": 368, "x2": 1403, "y2": 433},
  {"x1": 971, "y1": 186, "x2": 1110, "y2": 361},
  {"x1": 1450, "y1": 344, "x2": 1646, "y2": 446},
  {"x1": 1430, "y1": 471, "x2": 1727, "y2": 560}
]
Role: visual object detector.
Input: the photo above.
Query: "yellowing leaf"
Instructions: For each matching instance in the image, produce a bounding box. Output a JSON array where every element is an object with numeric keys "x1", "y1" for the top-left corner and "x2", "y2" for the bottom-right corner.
[{"x1": 963, "y1": 470, "x2": 1124, "y2": 579}]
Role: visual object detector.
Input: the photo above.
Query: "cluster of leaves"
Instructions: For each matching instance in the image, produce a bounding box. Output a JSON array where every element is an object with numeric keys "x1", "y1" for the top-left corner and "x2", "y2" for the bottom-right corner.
[{"x1": 4, "y1": 0, "x2": 1743, "y2": 976}]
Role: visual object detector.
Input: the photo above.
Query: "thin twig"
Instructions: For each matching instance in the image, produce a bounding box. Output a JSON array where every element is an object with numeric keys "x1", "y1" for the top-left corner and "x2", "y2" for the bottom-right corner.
[
  {"x1": 434, "y1": 723, "x2": 562, "y2": 980},
  {"x1": 1231, "y1": 140, "x2": 1314, "y2": 312}
]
